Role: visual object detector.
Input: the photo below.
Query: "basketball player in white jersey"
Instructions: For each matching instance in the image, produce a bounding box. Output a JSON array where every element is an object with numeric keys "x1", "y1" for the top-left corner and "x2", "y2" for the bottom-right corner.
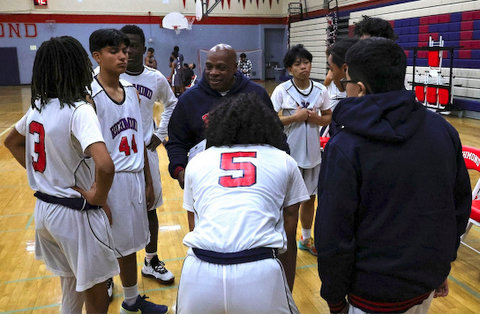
[
  {"x1": 119, "y1": 25, "x2": 176, "y2": 285},
  {"x1": 177, "y1": 93, "x2": 309, "y2": 313},
  {"x1": 89, "y1": 29, "x2": 167, "y2": 313},
  {"x1": 4, "y1": 36, "x2": 119, "y2": 313},
  {"x1": 271, "y1": 44, "x2": 332, "y2": 256}
]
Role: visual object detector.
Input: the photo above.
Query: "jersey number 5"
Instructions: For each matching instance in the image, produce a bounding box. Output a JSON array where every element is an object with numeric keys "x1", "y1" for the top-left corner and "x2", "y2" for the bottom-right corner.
[
  {"x1": 219, "y1": 152, "x2": 257, "y2": 188},
  {"x1": 29, "y1": 121, "x2": 46, "y2": 173}
]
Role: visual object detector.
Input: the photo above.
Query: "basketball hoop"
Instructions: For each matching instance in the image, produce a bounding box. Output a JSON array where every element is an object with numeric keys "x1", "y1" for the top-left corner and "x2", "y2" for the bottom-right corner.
[{"x1": 162, "y1": 12, "x2": 190, "y2": 35}]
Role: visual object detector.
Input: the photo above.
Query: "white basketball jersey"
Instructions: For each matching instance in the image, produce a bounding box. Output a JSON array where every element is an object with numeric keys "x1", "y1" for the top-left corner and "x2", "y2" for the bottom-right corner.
[
  {"x1": 183, "y1": 145, "x2": 309, "y2": 253},
  {"x1": 91, "y1": 77, "x2": 146, "y2": 172},
  {"x1": 121, "y1": 66, "x2": 177, "y2": 142},
  {"x1": 15, "y1": 100, "x2": 104, "y2": 198},
  {"x1": 271, "y1": 80, "x2": 332, "y2": 168}
]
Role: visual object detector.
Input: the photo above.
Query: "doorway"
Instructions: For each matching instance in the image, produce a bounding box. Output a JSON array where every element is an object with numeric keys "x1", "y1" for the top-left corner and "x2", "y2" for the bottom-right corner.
[
  {"x1": 264, "y1": 28, "x2": 286, "y2": 80},
  {"x1": 0, "y1": 48, "x2": 20, "y2": 86}
]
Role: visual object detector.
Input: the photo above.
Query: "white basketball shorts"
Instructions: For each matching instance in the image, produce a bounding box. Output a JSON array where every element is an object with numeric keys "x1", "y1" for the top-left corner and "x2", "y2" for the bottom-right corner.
[
  {"x1": 34, "y1": 200, "x2": 119, "y2": 291},
  {"x1": 108, "y1": 171, "x2": 150, "y2": 257},
  {"x1": 147, "y1": 147, "x2": 163, "y2": 211},
  {"x1": 299, "y1": 163, "x2": 321, "y2": 196},
  {"x1": 176, "y1": 248, "x2": 299, "y2": 314}
]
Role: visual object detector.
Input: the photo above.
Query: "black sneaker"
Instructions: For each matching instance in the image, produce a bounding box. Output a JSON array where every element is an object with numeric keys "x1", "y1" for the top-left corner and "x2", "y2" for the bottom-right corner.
[{"x1": 120, "y1": 295, "x2": 168, "y2": 314}]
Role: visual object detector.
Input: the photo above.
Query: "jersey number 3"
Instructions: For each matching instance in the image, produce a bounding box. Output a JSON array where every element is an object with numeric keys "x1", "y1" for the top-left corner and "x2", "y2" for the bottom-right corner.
[
  {"x1": 219, "y1": 152, "x2": 257, "y2": 188},
  {"x1": 29, "y1": 121, "x2": 46, "y2": 173}
]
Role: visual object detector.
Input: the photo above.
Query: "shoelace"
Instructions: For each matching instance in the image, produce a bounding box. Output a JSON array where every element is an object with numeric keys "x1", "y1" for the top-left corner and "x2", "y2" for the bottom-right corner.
[{"x1": 152, "y1": 260, "x2": 168, "y2": 274}]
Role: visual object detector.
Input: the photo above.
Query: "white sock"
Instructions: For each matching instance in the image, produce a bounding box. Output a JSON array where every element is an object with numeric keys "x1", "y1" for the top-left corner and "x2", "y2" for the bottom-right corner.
[
  {"x1": 123, "y1": 284, "x2": 139, "y2": 306},
  {"x1": 145, "y1": 252, "x2": 157, "y2": 263},
  {"x1": 301, "y1": 228, "x2": 311, "y2": 241}
]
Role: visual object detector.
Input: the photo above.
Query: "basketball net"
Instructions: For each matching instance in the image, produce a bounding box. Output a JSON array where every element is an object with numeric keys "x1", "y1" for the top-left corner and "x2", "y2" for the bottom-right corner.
[
  {"x1": 173, "y1": 17, "x2": 194, "y2": 35},
  {"x1": 186, "y1": 17, "x2": 195, "y2": 30}
]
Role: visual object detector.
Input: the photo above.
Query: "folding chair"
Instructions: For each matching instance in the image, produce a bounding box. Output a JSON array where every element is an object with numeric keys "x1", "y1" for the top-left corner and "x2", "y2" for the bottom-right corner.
[{"x1": 461, "y1": 145, "x2": 480, "y2": 254}]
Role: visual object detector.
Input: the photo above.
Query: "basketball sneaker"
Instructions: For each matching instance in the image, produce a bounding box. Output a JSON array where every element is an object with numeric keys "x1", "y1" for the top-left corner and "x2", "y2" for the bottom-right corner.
[
  {"x1": 141, "y1": 255, "x2": 175, "y2": 284},
  {"x1": 106, "y1": 277, "x2": 114, "y2": 302},
  {"x1": 120, "y1": 295, "x2": 168, "y2": 314},
  {"x1": 298, "y1": 236, "x2": 318, "y2": 256}
]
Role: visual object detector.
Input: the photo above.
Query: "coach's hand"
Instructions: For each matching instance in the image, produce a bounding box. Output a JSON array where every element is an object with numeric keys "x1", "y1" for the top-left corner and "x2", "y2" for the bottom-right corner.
[
  {"x1": 147, "y1": 134, "x2": 162, "y2": 151},
  {"x1": 434, "y1": 278, "x2": 449, "y2": 298},
  {"x1": 177, "y1": 169, "x2": 185, "y2": 189}
]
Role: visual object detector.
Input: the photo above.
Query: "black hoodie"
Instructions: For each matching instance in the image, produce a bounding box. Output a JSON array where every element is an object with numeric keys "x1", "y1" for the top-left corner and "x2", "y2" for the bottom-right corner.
[
  {"x1": 165, "y1": 71, "x2": 274, "y2": 178},
  {"x1": 314, "y1": 90, "x2": 471, "y2": 313}
]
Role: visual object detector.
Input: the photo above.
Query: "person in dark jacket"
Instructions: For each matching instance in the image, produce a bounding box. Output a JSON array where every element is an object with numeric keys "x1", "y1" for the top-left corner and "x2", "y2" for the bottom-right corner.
[
  {"x1": 314, "y1": 38, "x2": 471, "y2": 314},
  {"x1": 166, "y1": 43, "x2": 281, "y2": 189}
]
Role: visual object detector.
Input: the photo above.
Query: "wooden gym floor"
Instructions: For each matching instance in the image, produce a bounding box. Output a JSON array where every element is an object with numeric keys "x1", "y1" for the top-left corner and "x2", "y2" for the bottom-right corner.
[{"x1": 0, "y1": 83, "x2": 479, "y2": 313}]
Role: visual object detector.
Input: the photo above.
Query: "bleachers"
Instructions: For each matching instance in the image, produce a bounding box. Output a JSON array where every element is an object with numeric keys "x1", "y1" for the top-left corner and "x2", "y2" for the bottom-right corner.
[{"x1": 289, "y1": 0, "x2": 480, "y2": 113}]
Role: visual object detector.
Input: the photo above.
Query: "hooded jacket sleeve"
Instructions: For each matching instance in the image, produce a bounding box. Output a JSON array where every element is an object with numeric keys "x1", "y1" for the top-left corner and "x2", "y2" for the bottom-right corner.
[
  {"x1": 314, "y1": 141, "x2": 358, "y2": 311},
  {"x1": 165, "y1": 97, "x2": 193, "y2": 178}
]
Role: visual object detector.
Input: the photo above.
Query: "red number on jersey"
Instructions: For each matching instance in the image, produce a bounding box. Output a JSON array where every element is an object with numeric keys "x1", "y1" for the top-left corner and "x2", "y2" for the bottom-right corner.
[
  {"x1": 29, "y1": 121, "x2": 46, "y2": 173},
  {"x1": 119, "y1": 134, "x2": 138, "y2": 156},
  {"x1": 219, "y1": 152, "x2": 257, "y2": 188}
]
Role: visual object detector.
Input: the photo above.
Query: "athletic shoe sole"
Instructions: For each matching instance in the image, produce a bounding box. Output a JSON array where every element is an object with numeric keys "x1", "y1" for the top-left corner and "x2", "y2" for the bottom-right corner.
[{"x1": 141, "y1": 270, "x2": 175, "y2": 284}]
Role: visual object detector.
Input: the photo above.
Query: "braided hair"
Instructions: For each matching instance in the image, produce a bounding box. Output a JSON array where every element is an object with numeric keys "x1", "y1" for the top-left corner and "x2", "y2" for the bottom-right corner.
[{"x1": 31, "y1": 36, "x2": 93, "y2": 111}]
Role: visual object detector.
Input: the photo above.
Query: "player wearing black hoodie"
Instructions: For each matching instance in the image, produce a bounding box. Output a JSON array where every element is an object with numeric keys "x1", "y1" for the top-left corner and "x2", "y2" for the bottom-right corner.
[{"x1": 315, "y1": 38, "x2": 471, "y2": 313}]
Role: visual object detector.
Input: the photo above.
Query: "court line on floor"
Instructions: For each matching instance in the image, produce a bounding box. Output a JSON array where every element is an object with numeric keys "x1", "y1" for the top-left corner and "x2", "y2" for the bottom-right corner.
[
  {"x1": 3, "y1": 303, "x2": 61, "y2": 314},
  {"x1": 0, "y1": 123, "x2": 16, "y2": 143},
  {"x1": 2, "y1": 264, "x2": 479, "y2": 313}
]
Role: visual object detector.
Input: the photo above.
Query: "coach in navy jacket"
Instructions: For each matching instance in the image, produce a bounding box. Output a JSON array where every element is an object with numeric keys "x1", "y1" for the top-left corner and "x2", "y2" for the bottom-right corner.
[
  {"x1": 314, "y1": 38, "x2": 471, "y2": 313},
  {"x1": 166, "y1": 44, "x2": 278, "y2": 189}
]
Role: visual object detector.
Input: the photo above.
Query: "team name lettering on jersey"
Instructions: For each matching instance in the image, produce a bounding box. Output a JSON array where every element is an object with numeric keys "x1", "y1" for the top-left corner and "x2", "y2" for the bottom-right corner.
[
  {"x1": 132, "y1": 84, "x2": 153, "y2": 100},
  {"x1": 110, "y1": 117, "x2": 138, "y2": 139}
]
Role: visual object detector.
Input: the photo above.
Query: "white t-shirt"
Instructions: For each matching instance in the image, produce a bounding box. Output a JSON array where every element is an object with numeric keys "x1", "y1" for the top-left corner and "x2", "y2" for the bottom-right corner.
[
  {"x1": 16, "y1": 100, "x2": 104, "y2": 198},
  {"x1": 120, "y1": 66, "x2": 177, "y2": 143},
  {"x1": 183, "y1": 144, "x2": 309, "y2": 254},
  {"x1": 326, "y1": 82, "x2": 346, "y2": 111},
  {"x1": 91, "y1": 77, "x2": 146, "y2": 172},
  {"x1": 271, "y1": 79, "x2": 332, "y2": 168}
]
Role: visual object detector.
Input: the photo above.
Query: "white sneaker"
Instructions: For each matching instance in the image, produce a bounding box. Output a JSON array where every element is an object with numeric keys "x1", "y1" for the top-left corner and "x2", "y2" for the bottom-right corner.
[{"x1": 141, "y1": 255, "x2": 175, "y2": 284}]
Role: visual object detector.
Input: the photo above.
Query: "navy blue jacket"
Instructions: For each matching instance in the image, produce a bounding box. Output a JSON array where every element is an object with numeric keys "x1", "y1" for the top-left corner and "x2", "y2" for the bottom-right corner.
[
  {"x1": 166, "y1": 71, "x2": 274, "y2": 178},
  {"x1": 314, "y1": 90, "x2": 471, "y2": 313}
]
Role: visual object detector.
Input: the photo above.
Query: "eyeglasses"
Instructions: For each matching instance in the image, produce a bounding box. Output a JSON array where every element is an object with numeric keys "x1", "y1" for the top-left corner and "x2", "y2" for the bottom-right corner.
[{"x1": 340, "y1": 78, "x2": 357, "y2": 90}]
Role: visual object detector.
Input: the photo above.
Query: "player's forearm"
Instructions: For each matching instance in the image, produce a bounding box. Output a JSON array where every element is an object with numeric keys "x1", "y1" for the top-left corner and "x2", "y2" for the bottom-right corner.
[
  {"x1": 88, "y1": 142, "x2": 115, "y2": 205},
  {"x1": 187, "y1": 211, "x2": 195, "y2": 231},
  {"x1": 94, "y1": 161, "x2": 115, "y2": 205},
  {"x1": 308, "y1": 110, "x2": 332, "y2": 126},
  {"x1": 279, "y1": 114, "x2": 299, "y2": 126},
  {"x1": 4, "y1": 128, "x2": 26, "y2": 168}
]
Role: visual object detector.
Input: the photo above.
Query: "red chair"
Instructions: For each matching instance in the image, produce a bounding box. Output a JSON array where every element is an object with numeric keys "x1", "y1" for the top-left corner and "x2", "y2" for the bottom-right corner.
[
  {"x1": 461, "y1": 145, "x2": 480, "y2": 254},
  {"x1": 415, "y1": 85, "x2": 425, "y2": 102},
  {"x1": 320, "y1": 137, "x2": 330, "y2": 149},
  {"x1": 426, "y1": 87, "x2": 437, "y2": 105},
  {"x1": 428, "y1": 50, "x2": 440, "y2": 67},
  {"x1": 438, "y1": 88, "x2": 450, "y2": 106}
]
